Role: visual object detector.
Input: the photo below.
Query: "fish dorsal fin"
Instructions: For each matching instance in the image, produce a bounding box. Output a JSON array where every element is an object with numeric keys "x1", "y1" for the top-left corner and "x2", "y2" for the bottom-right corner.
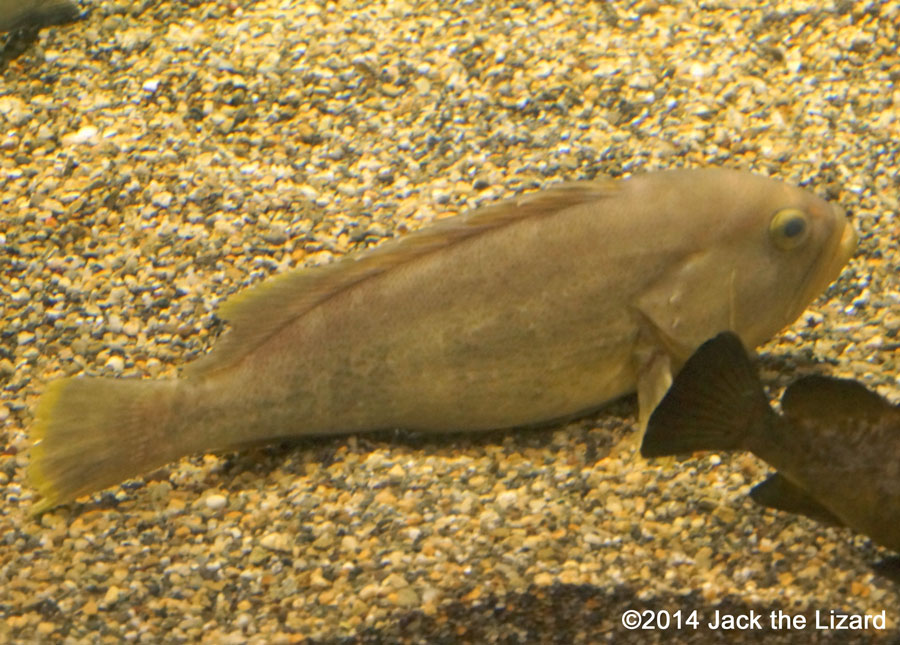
[
  {"x1": 184, "y1": 180, "x2": 620, "y2": 377},
  {"x1": 749, "y1": 473, "x2": 843, "y2": 526},
  {"x1": 781, "y1": 375, "x2": 894, "y2": 426}
]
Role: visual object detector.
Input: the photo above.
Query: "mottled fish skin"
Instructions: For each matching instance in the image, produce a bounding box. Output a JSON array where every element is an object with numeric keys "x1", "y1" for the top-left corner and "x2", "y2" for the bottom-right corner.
[
  {"x1": 0, "y1": 0, "x2": 78, "y2": 32},
  {"x1": 642, "y1": 332, "x2": 900, "y2": 553},
  {"x1": 29, "y1": 168, "x2": 857, "y2": 512}
]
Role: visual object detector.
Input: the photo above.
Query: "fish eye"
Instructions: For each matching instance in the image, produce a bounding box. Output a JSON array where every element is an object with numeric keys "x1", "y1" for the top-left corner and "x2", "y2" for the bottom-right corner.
[{"x1": 769, "y1": 208, "x2": 810, "y2": 251}]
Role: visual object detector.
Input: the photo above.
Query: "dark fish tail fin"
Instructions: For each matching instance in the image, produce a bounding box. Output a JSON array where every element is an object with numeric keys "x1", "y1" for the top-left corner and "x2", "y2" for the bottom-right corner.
[
  {"x1": 641, "y1": 332, "x2": 772, "y2": 458},
  {"x1": 28, "y1": 376, "x2": 184, "y2": 514}
]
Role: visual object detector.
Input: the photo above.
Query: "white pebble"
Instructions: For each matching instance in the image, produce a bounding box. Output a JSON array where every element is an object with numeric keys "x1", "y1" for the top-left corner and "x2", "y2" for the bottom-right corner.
[
  {"x1": 63, "y1": 126, "x2": 99, "y2": 146},
  {"x1": 105, "y1": 356, "x2": 125, "y2": 372},
  {"x1": 495, "y1": 490, "x2": 518, "y2": 510},
  {"x1": 205, "y1": 494, "x2": 227, "y2": 511},
  {"x1": 260, "y1": 532, "x2": 289, "y2": 552},
  {"x1": 10, "y1": 287, "x2": 29, "y2": 303},
  {"x1": 17, "y1": 331, "x2": 35, "y2": 345},
  {"x1": 151, "y1": 191, "x2": 174, "y2": 208},
  {"x1": 108, "y1": 314, "x2": 123, "y2": 334},
  {"x1": 689, "y1": 62, "x2": 709, "y2": 78}
]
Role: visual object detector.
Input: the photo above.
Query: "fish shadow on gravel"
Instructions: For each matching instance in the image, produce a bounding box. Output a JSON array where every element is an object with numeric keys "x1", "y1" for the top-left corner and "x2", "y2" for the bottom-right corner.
[
  {"x1": 326, "y1": 582, "x2": 896, "y2": 645},
  {"x1": 53, "y1": 396, "x2": 637, "y2": 517},
  {"x1": 0, "y1": 29, "x2": 43, "y2": 69},
  {"x1": 210, "y1": 395, "x2": 636, "y2": 488}
]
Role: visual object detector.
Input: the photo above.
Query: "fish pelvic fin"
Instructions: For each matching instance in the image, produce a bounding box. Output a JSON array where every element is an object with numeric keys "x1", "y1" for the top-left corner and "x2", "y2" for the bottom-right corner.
[
  {"x1": 186, "y1": 180, "x2": 620, "y2": 378},
  {"x1": 29, "y1": 376, "x2": 183, "y2": 514},
  {"x1": 634, "y1": 342, "x2": 673, "y2": 433},
  {"x1": 641, "y1": 331, "x2": 772, "y2": 458}
]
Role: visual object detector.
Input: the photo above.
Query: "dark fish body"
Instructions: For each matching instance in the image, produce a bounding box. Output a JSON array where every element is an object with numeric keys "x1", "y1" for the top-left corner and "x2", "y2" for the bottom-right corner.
[
  {"x1": 0, "y1": 0, "x2": 78, "y2": 32},
  {"x1": 30, "y1": 169, "x2": 856, "y2": 512},
  {"x1": 642, "y1": 332, "x2": 900, "y2": 552}
]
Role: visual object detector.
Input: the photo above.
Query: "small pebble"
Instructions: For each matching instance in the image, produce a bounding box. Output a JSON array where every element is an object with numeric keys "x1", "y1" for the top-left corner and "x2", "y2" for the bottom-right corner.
[
  {"x1": 204, "y1": 494, "x2": 227, "y2": 511},
  {"x1": 105, "y1": 356, "x2": 125, "y2": 372},
  {"x1": 259, "y1": 532, "x2": 290, "y2": 553},
  {"x1": 62, "y1": 126, "x2": 99, "y2": 146}
]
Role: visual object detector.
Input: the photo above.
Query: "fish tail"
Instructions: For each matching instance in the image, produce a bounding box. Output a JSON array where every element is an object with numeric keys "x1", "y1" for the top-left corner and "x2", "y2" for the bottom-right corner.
[
  {"x1": 640, "y1": 332, "x2": 772, "y2": 458},
  {"x1": 28, "y1": 376, "x2": 185, "y2": 514}
]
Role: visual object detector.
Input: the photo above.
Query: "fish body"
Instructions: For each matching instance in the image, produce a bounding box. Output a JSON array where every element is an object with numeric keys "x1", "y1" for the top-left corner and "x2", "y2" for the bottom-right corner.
[
  {"x1": 0, "y1": 0, "x2": 78, "y2": 32},
  {"x1": 642, "y1": 332, "x2": 900, "y2": 552},
  {"x1": 30, "y1": 168, "x2": 857, "y2": 512}
]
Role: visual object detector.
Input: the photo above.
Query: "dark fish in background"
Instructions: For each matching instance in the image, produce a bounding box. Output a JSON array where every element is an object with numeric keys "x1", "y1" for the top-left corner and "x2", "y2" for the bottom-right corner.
[
  {"x1": 642, "y1": 331, "x2": 900, "y2": 556},
  {"x1": 0, "y1": 0, "x2": 79, "y2": 33}
]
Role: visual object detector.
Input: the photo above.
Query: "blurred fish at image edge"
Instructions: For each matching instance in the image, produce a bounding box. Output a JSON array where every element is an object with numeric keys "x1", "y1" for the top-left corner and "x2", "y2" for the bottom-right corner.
[{"x1": 0, "y1": 0, "x2": 79, "y2": 33}]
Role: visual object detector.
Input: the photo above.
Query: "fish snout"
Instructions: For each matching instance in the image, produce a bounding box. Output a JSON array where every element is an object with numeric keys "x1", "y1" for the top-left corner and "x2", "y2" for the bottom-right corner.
[{"x1": 837, "y1": 215, "x2": 859, "y2": 262}]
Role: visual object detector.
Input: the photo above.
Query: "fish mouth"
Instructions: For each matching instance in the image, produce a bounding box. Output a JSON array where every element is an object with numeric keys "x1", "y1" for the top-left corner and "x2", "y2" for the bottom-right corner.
[{"x1": 795, "y1": 209, "x2": 858, "y2": 317}]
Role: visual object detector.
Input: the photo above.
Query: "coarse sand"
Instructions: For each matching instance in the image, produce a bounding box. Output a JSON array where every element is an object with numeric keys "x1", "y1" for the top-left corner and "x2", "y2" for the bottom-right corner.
[{"x1": 1, "y1": 1, "x2": 898, "y2": 643}]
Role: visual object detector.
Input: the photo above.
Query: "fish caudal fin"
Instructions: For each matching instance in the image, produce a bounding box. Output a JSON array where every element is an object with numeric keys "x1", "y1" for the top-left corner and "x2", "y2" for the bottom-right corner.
[
  {"x1": 29, "y1": 376, "x2": 183, "y2": 514},
  {"x1": 640, "y1": 332, "x2": 771, "y2": 458}
]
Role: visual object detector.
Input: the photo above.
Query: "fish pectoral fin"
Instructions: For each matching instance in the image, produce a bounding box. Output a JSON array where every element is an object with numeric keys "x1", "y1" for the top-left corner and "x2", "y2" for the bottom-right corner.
[
  {"x1": 782, "y1": 375, "x2": 895, "y2": 427},
  {"x1": 632, "y1": 249, "x2": 732, "y2": 362},
  {"x1": 749, "y1": 473, "x2": 843, "y2": 527},
  {"x1": 641, "y1": 332, "x2": 768, "y2": 458}
]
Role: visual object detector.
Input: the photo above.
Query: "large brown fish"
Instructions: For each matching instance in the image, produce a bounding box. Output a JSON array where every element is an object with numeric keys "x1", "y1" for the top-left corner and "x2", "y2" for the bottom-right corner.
[
  {"x1": 642, "y1": 332, "x2": 900, "y2": 552},
  {"x1": 0, "y1": 0, "x2": 78, "y2": 32},
  {"x1": 30, "y1": 168, "x2": 857, "y2": 512}
]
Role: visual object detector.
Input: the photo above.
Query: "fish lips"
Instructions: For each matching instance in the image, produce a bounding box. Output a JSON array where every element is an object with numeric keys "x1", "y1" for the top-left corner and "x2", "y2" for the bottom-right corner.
[{"x1": 792, "y1": 206, "x2": 857, "y2": 320}]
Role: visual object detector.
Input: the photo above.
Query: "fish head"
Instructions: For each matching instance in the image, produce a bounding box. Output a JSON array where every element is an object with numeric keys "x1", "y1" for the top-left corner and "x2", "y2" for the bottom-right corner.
[
  {"x1": 633, "y1": 168, "x2": 857, "y2": 363},
  {"x1": 722, "y1": 172, "x2": 857, "y2": 349}
]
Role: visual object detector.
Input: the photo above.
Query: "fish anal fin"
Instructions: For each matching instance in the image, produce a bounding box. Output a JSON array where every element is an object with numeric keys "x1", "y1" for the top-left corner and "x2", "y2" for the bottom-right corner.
[
  {"x1": 749, "y1": 473, "x2": 843, "y2": 527},
  {"x1": 782, "y1": 375, "x2": 895, "y2": 426},
  {"x1": 185, "y1": 180, "x2": 620, "y2": 378},
  {"x1": 641, "y1": 332, "x2": 770, "y2": 458}
]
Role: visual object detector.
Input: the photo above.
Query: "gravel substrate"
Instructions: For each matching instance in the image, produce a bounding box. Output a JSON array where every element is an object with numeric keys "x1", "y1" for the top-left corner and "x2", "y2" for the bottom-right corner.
[{"x1": 2, "y1": 0, "x2": 899, "y2": 643}]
